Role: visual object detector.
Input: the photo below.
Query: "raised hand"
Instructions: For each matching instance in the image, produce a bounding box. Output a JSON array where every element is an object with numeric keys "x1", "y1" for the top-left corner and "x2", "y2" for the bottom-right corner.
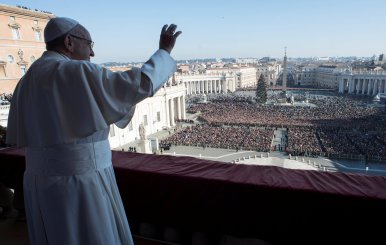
[{"x1": 159, "y1": 24, "x2": 182, "y2": 54}]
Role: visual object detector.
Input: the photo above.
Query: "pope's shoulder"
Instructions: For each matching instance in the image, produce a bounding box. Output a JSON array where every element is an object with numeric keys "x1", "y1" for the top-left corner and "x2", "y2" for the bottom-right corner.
[{"x1": 37, "y1": 51, "x2": 104, "y2": 73}]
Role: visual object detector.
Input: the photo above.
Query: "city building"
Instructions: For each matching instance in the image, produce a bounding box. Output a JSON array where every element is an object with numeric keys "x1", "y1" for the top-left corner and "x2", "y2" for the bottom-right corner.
[
  {"x1": 108, "y1": 80, "x2": 186, "y2": 150},
  {"x1": 339, "y1": 69, "x2": 386, "y2": 95},
  {"x1": 0, "y1": 4, "x2": 54, "y2": 93},
  {"x1": 294, "y1": 55, "x2": 386, "y2": 93},
  {"x1": 175, "y1": 68, "x2": 238, "y2": 95},
  {"x1": 174, "y1": 62, "x2": 281, "y2": 95}
]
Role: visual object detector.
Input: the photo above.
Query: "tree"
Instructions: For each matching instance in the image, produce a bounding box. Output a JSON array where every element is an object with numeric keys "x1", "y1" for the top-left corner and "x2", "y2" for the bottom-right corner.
[{"x1": 255, "y1": 74, "x2": 267, "y2": 104}]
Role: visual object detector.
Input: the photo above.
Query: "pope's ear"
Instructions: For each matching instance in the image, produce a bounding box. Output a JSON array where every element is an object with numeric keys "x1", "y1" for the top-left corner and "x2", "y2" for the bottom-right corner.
[{"x1": 64, "y1": 34, "x2": 74, "y2": 52}]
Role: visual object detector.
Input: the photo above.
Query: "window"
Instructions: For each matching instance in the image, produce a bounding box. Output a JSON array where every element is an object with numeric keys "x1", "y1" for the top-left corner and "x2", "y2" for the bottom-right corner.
[
  {"x1": 7, "y1": 55, "x2": 14, "y2": 63},
  {"x1": 0, "y1": 65, "x2": 6, "y2": 78},
  {"x1": 20, "y1": 65, "x2": 27, "y2": 76},
  {"x1": 35, "y1": 30, "x2": 42, "y2": 41},
  {"x1": 11, "y1": 27, "x2": 20, "y2": 39},
  {"x1": 9, "y1": 19, "x2": 21, "y2": 39},
  {"x1": 143, "y1": 115, "x2": 148, "y2": 126},
  {"x1": 157, "y1": 111, "x2": 161, "y2": 122}
]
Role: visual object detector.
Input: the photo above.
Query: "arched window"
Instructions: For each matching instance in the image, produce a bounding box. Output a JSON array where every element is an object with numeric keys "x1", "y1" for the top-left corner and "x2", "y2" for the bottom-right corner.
[
  {"x1": 8, "y1": 20, "x2": 21, "y2": 40},
  {"x1": 11, "y1": 27, "x2": 21, "y2": 39},
  {"x1": 32, "y1": 26, "x2": 42, "y2": 41},
  {"x1": 34, "y1": 30, "x2": 42, "y2": 41}
]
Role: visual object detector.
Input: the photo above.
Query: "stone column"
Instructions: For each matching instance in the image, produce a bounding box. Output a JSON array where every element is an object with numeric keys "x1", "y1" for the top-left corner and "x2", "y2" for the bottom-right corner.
[
  {"x1": 376, "y1": 79, "x2": 380, "y2": 95},
  {"x1": 362, "y1": 79, "x2": 369, "y2": 94},
  {"x1": 169, "y1": 98, "x2": 175, "y2": 126},
  {"x1": 349, "y1": 78, "x2": 354, "y2": 93},
  {"x1": 367, "y1": 79, "x2": 372, "y2": 95},
  {"x1": 177, "y1": 96, "x2": 181, "y2": 120},
  {"x1": 338, "y1": 79, "x2": 344, "y2": 93},
  {"x1": 165, "y1": 98, "x2": 170, "y2": 127},
  {"x1": 181, "y1": 96, "x2": 186, "y2": 119}
]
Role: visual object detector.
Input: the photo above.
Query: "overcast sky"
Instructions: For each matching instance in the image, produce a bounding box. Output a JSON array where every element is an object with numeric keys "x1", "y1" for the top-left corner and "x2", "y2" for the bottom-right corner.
[{"x1": 3, "y1": 0, "x2": 386, "y2": 63}]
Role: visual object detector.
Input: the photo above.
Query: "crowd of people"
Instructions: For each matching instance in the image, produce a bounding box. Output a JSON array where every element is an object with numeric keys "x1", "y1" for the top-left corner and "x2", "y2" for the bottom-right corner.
[
  {"x1": 0, "y1": 93, "x2": 12, "y2": 105},
  {"x1": 161, "y1": 124, "x2": 273, "y2": 152},
  {"x1": 188, "y1": 94, "x2": 384, "y2": 129},
  {"x1": 162, "y1": 92, "x2": 386, "y2": 161}
]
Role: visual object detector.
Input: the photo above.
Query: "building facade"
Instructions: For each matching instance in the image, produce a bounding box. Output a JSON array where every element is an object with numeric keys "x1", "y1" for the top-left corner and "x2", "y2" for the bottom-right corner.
[
  {"x1": 255, "y1": 63, "x2": 281, "y2": 86},
  {"x1": 293, "y1": 65, "x2": 317, "y2": 86},
  {"x1": 108, "y1": 80, "x2": 186, "y2": 149},
  {"x1": 0, "y1": 4, "x2": 54, "y2": 93},
  {"x1": 175, "y1": 71, "x2": 237, "y2": 95},
  {"x1": 295, "y1": 61, "x2": 386, "y2": 94},
  {"x1": 338, "y1": 69, "x2": 386, "y2": 95}
]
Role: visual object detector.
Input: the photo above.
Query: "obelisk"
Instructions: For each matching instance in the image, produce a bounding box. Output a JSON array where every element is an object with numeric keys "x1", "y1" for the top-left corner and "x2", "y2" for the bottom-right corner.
[{"x1": 282, "y1": 46, "x2": 287, "y2": 91}]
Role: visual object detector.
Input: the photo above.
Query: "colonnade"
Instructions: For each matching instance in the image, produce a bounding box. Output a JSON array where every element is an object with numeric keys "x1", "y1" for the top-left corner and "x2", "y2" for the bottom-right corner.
[
  {"x1": 339, "y1": 76, "x2": 386, "y2": 95},
  {"x1": 164, "y1": 95, "x2": 186, "y2": 127},
  {"x1": 184, "y1": 79, "x2": 230, "y2": 95}
]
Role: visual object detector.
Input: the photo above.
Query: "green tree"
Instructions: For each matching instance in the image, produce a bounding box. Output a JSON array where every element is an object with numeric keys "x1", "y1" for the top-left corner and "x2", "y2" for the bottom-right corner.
[{"x1": 255, "y1": 74, "x2": 267, "y2": 104}]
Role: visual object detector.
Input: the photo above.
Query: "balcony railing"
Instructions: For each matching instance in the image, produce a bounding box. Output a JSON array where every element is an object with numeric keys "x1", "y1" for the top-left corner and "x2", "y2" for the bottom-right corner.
[{"x1": 1, "y1": 147, "x2": 385, "y2": 244}]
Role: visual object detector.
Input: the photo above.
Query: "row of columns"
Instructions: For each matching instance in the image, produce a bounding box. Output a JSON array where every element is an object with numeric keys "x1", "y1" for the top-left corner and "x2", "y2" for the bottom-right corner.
[
  {"x1": 165, "y1": 95, "x2": 186, "y2": 128},
  {"x1": 339, "y1": 77, "x2": 386, "y2": 95},
  {"x1": 185, "y1": 79, "x2": 227, "y2": 95}
]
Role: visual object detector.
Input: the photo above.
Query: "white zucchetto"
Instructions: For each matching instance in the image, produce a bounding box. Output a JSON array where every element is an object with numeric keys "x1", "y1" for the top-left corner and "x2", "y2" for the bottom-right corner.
[{"x1": 44, "y1": 17, "x2": 79, "y2": 43}]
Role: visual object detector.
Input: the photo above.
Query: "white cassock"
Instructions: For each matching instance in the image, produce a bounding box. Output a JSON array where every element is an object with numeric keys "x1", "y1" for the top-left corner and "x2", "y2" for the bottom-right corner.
[{"x1": 6, "y1": 49, "x2": 176, "y2": 245}]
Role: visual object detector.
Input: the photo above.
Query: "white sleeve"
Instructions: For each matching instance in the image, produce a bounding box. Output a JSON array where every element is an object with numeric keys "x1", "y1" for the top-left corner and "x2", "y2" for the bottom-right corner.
[{"x1": 141, "y1": 49, "x2": 177, "y2": 95}]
